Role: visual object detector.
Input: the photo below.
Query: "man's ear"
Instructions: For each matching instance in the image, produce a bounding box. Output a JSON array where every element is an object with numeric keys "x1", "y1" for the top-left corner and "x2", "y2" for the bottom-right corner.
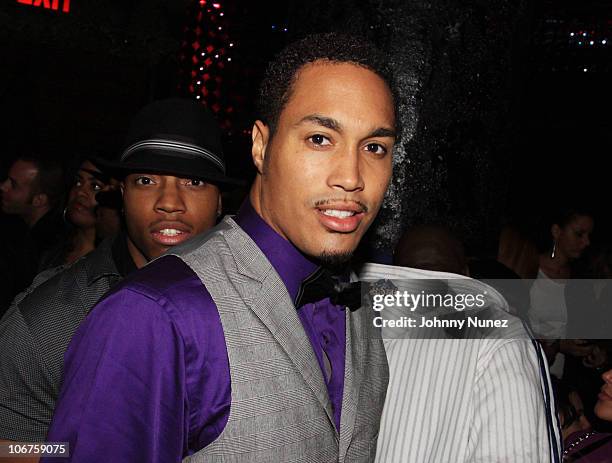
[
  {"x1": 551, "y1": 224, "x2": 561, "y2": 241},
  {"x1": 251, "y1": 120, "x2": 270, "y2": 175},
  {"x1": 31, "y1": 193, "x2": 48, "y2": 209}
]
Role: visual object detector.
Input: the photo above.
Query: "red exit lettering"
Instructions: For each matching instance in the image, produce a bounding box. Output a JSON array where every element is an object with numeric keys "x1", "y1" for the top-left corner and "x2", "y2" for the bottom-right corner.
[{"x1": 17, "y1": 0, "x2": 70, "y2": 13}]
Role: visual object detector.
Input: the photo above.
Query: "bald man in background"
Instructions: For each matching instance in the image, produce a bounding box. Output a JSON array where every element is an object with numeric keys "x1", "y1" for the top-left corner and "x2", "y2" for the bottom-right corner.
[{"x1": 393, "y1": 224, "x2": 468, "y2": 275}]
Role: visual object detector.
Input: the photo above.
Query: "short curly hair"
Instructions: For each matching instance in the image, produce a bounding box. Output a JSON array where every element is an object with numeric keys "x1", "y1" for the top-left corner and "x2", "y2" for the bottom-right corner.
[{"x1": 257, "y1": 32, "x2": 399, "y2": 134}]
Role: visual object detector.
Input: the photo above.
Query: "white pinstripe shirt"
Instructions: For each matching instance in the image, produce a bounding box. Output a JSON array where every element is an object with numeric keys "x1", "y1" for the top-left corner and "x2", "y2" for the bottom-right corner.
[{"x1": 359, "y1": 263, "x2": 562, "y2": 463}]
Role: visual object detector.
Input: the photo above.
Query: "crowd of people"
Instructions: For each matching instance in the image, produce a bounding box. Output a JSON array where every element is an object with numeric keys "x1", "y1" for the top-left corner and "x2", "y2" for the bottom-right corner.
[{"x1": 0, "y1": 32, "x2": 609, "y2": 462}]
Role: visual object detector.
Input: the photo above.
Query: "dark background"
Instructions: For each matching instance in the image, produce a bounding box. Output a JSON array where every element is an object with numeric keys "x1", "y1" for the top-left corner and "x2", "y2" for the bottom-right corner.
[{"x1": 1, "y1": 0, "x2": 610, "y2": 256}]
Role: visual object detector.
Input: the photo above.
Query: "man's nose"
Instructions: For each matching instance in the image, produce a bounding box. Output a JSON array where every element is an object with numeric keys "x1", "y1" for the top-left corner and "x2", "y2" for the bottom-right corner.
[
  {"x1": 327, "y1": 146, "x2": 364, "y2": 192},
  {"x1": 155, "y1": 181, "x2": 185, "y2": 214}
]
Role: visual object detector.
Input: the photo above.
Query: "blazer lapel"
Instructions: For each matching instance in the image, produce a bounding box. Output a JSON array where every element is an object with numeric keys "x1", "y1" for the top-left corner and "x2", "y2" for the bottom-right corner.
[
  {"x1": 339, "y1": 307, "x2": 365, "y2": 461},
  {"x1": 248, "y1": 271, "x2": 337, "y2": 431},
  {"x1": 221, "y1": 217, "x2": 337, "y2": 431}
]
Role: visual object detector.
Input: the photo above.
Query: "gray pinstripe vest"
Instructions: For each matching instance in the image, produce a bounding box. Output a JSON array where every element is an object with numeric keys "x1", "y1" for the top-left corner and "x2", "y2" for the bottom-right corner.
[{"x1": 170, "y1": 217, "x2": 388, "y2": 463}]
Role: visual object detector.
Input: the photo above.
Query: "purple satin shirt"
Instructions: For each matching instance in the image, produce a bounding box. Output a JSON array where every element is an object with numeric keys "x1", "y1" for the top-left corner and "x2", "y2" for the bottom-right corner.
[{"x1": 43, "y1": 201, "x2": 346, "y2": 463}]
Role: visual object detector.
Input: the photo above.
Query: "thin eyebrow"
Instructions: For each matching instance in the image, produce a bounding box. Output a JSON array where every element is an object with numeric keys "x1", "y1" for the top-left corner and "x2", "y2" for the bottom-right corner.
[
  {"x1": 296, "y1": 114, "x2": 343, "y2": 132},
  {"x1": 368, "y1": 127, "x2": 396, "y2": 139}
]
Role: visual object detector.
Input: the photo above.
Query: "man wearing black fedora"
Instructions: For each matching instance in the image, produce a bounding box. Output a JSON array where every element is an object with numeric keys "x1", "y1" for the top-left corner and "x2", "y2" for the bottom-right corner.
[
  {"x1": 44, "y1": 33, "x2": 395, "y2": 463},
  {"x1": 0, "y1": 98, "x2": 240, "y2": 447}
]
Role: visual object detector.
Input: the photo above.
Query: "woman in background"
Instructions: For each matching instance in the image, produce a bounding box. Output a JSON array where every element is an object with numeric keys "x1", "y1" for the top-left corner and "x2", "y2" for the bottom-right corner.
[
  {"x1": 38, "y1": 158, "x2": 116, "y2": 270},
  {"x1": 556, "y1": 377, "x2": 612, "y2": 462},
  {"x1": 529, "y1": 207, "x2": 594, "y2": 378}
]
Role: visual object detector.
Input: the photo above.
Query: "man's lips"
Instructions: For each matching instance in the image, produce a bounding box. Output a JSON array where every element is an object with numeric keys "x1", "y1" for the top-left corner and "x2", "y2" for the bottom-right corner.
[
  {"x1": 315, "y1": 203, "x2": 366, "y2": 233},
  {"x1": 150, "y1": 222, "x2": 192, "y2": 246}
]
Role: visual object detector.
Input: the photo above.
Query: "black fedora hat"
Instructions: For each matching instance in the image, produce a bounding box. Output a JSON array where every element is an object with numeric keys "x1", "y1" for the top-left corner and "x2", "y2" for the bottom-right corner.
[{"x1": 94, "y1": 98, "x2": 243, "y2": 190}]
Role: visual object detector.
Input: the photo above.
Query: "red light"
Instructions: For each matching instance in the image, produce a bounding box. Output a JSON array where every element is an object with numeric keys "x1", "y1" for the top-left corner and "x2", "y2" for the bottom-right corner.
[{"x1": 213, "y1": 3, "x2": 221, "y2": 8}]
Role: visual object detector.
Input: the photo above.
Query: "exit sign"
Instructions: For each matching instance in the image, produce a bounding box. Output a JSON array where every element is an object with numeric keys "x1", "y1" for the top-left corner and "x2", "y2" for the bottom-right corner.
[{"x1": 17, "y1": 0, "x2": 71, "y2": 13}]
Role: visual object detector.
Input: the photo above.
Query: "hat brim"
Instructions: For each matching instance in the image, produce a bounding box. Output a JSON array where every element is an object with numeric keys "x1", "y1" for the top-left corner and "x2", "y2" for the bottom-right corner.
[{"x1": 92, "y1": 154, "x2": 246, "y2": 191}]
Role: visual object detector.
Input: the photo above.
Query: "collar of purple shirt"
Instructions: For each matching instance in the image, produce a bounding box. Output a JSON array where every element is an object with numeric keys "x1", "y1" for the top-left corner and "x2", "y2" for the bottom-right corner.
[{"x1": 234, "y1": 199, "x2": 319, "y2": 302}]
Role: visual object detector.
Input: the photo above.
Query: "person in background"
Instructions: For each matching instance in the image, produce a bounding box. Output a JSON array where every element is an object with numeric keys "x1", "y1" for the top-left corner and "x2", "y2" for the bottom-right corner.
[
  {"x1": 497, "y1": 224, "x2": 539, "y2": 280},
  {"x1": 0, "y1": 156, "x2": 64, "y2": 315},
  {"x1": 595, "y1": 370, "x2": 612, "y2": 420},
  {"x1": 37, "y1": 159, "x2": 116, "y2": 271},
  {"x1": 556, "y1": 376, "x2": 612, "y2": 462},
  {"x1": 470, "y1": 223, "x2": 538, "y2": 321},
  {"x1": 563, "y1": 243, "x2": 612, "y2": 429},
  {"x1": 529, "y1": 207, "x2": 595, "y2": 378},
  {"x1": 394, "y1": 224, "x2": 468, "y2": 275},
  {"x1": 0, "y1": 98, "x2": 235, "y2": 458}
]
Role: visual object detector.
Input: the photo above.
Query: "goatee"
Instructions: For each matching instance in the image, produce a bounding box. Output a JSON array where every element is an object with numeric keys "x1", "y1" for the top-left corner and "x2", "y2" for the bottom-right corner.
[{"x1": 317, "y1": 251, "x2": 353, "y2": 273}]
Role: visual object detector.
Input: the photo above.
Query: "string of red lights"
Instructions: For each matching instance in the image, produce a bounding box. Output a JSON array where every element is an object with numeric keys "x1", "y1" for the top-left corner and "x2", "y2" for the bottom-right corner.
[{"x1": 178, "y1": 0, "x2": 235, "y2": 131}]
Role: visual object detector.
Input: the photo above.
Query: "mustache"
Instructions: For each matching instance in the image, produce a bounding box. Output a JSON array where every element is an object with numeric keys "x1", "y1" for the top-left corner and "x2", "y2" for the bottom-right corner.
[{"x1": 312, "y1": 198, "x2": 369, "y2": 213}]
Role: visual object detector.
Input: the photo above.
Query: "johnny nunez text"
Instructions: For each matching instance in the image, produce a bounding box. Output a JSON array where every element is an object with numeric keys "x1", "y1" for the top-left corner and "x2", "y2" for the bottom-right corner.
[{"x1": 373, "y1": 315, "x2": 509, "y2": 329}]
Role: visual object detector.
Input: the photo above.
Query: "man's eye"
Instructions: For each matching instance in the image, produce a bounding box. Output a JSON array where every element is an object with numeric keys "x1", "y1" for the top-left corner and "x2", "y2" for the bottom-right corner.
[
  {"x1": 74, "y1": 179, "x2": 82, "y2": 187},
  {"x1": 92, "y1": 183, "x2": 103, "y2": 192},
  {"x1": 308, "y1": 134, "x2": 332, "y2": 146},
  {"x1": 135, "y1": 177, "x2": 154, "y2": 185},
  {"x1": 187, "y1": 179, "x2": 206, "y2": 187},
  {"x1": 365, "y1": 143, "x2": 387, "y2": 155}
]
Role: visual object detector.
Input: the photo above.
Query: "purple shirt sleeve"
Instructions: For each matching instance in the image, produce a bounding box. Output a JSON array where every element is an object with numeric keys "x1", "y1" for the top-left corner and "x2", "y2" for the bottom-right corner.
[
  {"x1": 43, "y1": 257, "x2": 231, "y2": 463},
  {"x1": 44, "y1": 288, "x2": 188, "y2": 462}
]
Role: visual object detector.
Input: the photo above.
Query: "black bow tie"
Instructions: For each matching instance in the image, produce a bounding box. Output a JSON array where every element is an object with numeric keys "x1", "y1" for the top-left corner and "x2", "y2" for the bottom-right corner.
[{"x1": 294, "y1": 268, "x2": 362, "y2": 311}]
